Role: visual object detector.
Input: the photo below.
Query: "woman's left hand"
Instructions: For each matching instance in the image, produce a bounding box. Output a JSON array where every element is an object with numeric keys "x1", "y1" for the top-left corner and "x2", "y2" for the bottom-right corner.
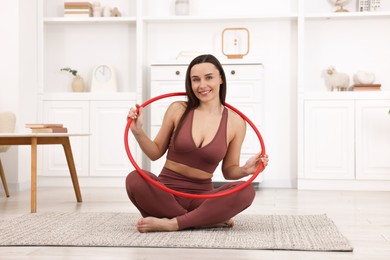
[{"x1": 243, "y1": 153, "x2": 269, "y2": 176}]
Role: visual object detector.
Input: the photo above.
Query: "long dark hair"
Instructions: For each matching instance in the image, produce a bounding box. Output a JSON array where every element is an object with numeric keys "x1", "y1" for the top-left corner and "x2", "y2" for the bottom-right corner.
[{"x1": 174, "y1": 54, "x2": 227, "y2": 141}]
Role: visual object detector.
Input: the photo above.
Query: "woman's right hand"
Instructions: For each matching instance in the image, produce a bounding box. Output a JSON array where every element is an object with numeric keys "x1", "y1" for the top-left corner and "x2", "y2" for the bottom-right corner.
[{"x1": 127, "y1": 104, "x2": 144, "y2": 133}]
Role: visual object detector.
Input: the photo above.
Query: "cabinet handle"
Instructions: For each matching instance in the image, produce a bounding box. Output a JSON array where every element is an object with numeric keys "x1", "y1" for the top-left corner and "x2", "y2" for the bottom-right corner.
[
  {"x1": 175, "y1": 70, "x2": 180, "y2": 75},
  {"x1": 230, "y1": 70, "x2": 236, "y2": 75}
]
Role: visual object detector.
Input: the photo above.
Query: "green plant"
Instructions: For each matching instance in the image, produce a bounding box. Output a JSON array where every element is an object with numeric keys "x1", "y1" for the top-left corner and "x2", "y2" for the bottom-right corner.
[{"x1": 60, "y1": 67, "x2": 78, "y2": 76}]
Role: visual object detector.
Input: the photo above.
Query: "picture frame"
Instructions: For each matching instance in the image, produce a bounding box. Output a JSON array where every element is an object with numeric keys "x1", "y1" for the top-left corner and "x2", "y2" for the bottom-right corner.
[{"x1": 222, "y1": 28, "x2": 250, "y2": 59}]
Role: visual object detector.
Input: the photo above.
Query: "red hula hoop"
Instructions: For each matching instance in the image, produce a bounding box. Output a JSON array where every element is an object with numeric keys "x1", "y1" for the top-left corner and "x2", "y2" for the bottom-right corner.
[{"x1": 124, "y1": 92, "x2": 266, "y2": 199}]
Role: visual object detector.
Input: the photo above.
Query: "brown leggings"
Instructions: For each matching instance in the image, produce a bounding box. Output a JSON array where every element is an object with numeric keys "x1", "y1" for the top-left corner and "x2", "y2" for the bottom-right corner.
[{"x1": 125, "y1": 167, "x2": 255, "y2": 230}]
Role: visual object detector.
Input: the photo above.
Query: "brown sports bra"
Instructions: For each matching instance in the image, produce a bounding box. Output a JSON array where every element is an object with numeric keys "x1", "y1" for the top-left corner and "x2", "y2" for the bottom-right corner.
[{"x1": 166, "y1": 107, "x2": 228, "y2": 174}]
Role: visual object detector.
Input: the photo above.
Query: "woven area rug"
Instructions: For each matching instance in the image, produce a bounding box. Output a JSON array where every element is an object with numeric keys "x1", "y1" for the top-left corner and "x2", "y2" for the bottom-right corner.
[{"x1": 0, "y1": 212, "x2": 352, "y2": 251}]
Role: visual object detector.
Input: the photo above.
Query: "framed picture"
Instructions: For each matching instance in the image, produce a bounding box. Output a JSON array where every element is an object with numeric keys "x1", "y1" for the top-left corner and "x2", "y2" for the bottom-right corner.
[{"x1": 222, "y1": 28, "x2": 250, "y2": 59}]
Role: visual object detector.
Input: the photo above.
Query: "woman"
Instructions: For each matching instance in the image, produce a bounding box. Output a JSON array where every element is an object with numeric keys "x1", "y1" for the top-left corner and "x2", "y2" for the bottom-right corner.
[{"x1": 126, "y1": 54, "x2": 268, "y2": 233}]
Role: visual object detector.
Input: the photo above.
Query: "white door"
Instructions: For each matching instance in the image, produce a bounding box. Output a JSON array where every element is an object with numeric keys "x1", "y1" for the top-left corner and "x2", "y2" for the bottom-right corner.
[
  {"x1": 90, "y1": 101, "x2": 135, "y2": 177},
  {"x1": 41, "y1": 101, "x2": 89, "y2": 176},
  {"x1": 303, "y1": 100, "x2": 355, "y2": 179},
  {"x1": 356, "y1": 100, "x2": 390, "y2": 180}
]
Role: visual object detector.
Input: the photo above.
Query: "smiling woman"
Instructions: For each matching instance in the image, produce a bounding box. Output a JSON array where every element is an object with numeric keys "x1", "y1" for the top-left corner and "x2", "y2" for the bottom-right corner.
[
  {"x1": 124, "y1": 92, "x2": 265, "y2": 199},
  {"x1": 125, "y1": 54, "x2": 269, "y2": 233}
]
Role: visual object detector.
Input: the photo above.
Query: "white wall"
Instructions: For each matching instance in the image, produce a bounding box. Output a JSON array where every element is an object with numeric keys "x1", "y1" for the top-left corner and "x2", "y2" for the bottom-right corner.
[
  {"x1": 2, "y1": 0, "x2": 297, "y2": 191},
  {"x1": 18, "y1": 0, "x2": 39, "y2": 190},
  {"x1": 0, "y1": 0, "x2": 38, "y2": 192},
  {"x1": 0, "y1": 0, "x2": 21, "y2": 190}
]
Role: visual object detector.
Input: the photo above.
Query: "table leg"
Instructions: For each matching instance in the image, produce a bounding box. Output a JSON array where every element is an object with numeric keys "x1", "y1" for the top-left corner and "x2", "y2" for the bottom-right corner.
[
  {"x1": 31, "y1": 137, "x2": 37, "y2": 213},
  {"x1": 62, "y1": 137, "x2": 82, "y2": 202},
  {"x1": 0, "y1": 159, "x2": 10, "y2": 197}
]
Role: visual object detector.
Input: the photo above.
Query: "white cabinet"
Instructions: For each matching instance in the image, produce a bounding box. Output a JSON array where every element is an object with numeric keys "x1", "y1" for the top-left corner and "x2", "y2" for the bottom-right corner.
[
  {"x1": 34, "y1": 0, "x2": 390, "y2": 188},
  {"x1": 298, "y1": 1, "x2": 390, "y2": 190},
  {"x1": 89, "y1": 100, "x2": 135, "y2": 177},
  {"x1": 299, "y1": 94, "x2": 390, "y2": 190},
  {"x1": 40, "y1": 95, "x2": 136, "y2": 179},
  {"x1": 41, "y1": 101, "x2": 90, "y2": 177},
  {"x1": 37, "y1": 0, "x2": 139, "y2": 181},
  {"x1": 303, "y1": 100, "x2": 355, "y2": 180},
  {"x1": 149, "y1": 63, "x2": 264, "y2": 183},
  {"x1": 356, "y1": 100, "x2": 390, "y2": 180}
]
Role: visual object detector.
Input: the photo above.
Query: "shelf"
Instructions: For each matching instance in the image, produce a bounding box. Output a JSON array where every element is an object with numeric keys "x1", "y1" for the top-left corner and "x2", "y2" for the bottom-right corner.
[
  {"x1": 41, "y1": 92, "x2": 136, "y2": 101},
  {"x1": 43, "y1": 17, "x2": 137, "y2": 24},
  {"x1": 143, "y1": 14, "x2": 298, "y2": 23},
  {"x1": 303, "y1": 91, "x2": 390, "y2": 100},
  {"x1": 304, "y1": 11, "x2": 390, "y2": 20}
]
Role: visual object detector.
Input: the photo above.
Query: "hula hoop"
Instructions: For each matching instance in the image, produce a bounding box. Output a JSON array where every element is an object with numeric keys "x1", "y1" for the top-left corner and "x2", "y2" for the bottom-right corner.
[{"x1": 124, "y1": 92, "x2": 266, "y2": 199}]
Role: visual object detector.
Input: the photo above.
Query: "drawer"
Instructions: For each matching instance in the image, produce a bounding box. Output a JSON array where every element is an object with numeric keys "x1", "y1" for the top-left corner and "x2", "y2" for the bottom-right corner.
[
  {"x1": 151, "y1": 65, "x2": 187, "y2": 81},
  {"x1": 149, "y1": 98, "x2": 186, "y2": 126},
  {"x1": 224, "y1": 64, "x2": 264, "y2": 80},
  {"x1": 151, "y1": 77, "x2": 263, "y2": 103},
  {"x1": 150, "y1": 82, "x2": 186, "y2": 96},
  {"x1": 227, "y1": 80, "x2": 263, "y2": 103},
  {"x1": 151, "y1": 64, "x2": 263, "y2": 81},
  {"x1": 229, "y1": 103, "x2": 264, "y2": 128}
]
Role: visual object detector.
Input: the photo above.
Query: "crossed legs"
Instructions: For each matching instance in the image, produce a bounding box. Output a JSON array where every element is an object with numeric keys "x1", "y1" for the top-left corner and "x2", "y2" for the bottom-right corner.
[{"x1": 125, "y1": 170, "x2": 255, "y2": 232}]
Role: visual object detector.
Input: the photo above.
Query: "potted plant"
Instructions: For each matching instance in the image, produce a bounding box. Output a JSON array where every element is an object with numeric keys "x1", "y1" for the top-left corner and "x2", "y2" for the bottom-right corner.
[{"x1": 61, "y1": 67, "x2": 85, "y2": 92}]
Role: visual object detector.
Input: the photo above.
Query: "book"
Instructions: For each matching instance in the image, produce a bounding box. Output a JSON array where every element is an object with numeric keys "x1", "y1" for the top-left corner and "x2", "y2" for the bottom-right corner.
[
  {"x1": 352, "y1": 84, "x2": 381, "y2": 91},
  {"x1": 64, "y1": 8, "x2": 92, "y2": 12},
  {"x1": 25, "y1": 123, "x2": 64, "y2": 129},
  {"x1": 64, "y1": 7, "x2": 92, "y2": 17},
  {"x1": 64, "y1": 13, "x2": 91, "y2": 18},
  {"x1": 64, "y1": 2, "x2": 92, "y2": 8},
  {"x1": 31, "y1": 127, "x2": 68, "y2": 133},
  {"x1": 64, "y1": 11, "x2": 91, "y2": 14}
]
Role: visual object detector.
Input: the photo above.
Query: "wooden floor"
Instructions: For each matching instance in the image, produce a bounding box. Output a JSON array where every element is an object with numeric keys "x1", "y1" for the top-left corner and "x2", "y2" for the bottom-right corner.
[{"x1": 0, "y1": 187, "x2": 389, "y2": 259}]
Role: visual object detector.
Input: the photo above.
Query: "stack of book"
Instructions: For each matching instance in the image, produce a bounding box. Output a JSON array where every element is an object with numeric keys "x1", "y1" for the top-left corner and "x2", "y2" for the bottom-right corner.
[
  {"x1": 352, "y1": 84, "x2": 381, "y2": 91},
  {"x1": 25, "y1": 124, "x2": 68, "y2": 133},
  {"x1": 64, "y1": 2, "x2": 92, "y2": 17}
]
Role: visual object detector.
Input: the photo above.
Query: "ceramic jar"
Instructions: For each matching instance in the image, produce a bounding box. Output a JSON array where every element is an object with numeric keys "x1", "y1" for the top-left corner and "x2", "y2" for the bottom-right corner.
[{"x1": 72, "y1": 75, "x2": 85, "y2": 92}]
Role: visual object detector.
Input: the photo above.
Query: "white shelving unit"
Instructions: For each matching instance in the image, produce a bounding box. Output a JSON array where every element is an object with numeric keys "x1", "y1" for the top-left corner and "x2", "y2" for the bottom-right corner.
[
  {"x1": 297, "y1": 0, "x2": 390, "y2": 190},
  {"x1": 35, "y1": 0, "x2": 390, "y2": 189}
]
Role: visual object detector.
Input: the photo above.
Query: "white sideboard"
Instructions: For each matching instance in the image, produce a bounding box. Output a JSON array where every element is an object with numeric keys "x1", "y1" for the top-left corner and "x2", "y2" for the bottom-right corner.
[
  {"x1": 38, "y1": 93, "x2": 137, "y2": 185},
  {"x1": 298, "y1": 92, "x2": 390, "y2": 190}
]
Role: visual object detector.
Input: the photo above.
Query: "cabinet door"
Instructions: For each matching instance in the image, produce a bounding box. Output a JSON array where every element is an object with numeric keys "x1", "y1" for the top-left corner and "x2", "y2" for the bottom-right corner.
[
  {"x1": 356, "y1": 100, "x2": 390, "y2": 180},
  {"x1": 90, "y1": 101, "x2": 135, "y2": 177},
  {"x1": 41, "y1": 101, "x2": 89, "y2": 176},
  {"x1": 303, "y1": 100, "x2": 355, "y2": 179}
]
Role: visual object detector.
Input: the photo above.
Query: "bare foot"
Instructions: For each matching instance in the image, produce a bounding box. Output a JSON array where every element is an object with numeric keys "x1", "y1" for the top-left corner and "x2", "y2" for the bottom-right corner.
[
  {"x1": 197, "y1": 219, "x2": 234, "y2": 229},
  {"x1": 137, "y1": 217, "x2": 179, "y2": 233}
]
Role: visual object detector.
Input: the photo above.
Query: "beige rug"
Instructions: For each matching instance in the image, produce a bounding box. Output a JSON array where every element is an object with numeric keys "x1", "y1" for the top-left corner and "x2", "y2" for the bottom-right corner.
[{"x1": 0, "y1": 212, "x2": 352, "y2": 251}]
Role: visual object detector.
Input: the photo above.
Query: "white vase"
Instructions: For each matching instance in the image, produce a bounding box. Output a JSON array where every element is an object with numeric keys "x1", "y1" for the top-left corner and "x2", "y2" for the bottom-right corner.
[{"x1": 175, "y1": 0, "x2": 189, "y2": 15}]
